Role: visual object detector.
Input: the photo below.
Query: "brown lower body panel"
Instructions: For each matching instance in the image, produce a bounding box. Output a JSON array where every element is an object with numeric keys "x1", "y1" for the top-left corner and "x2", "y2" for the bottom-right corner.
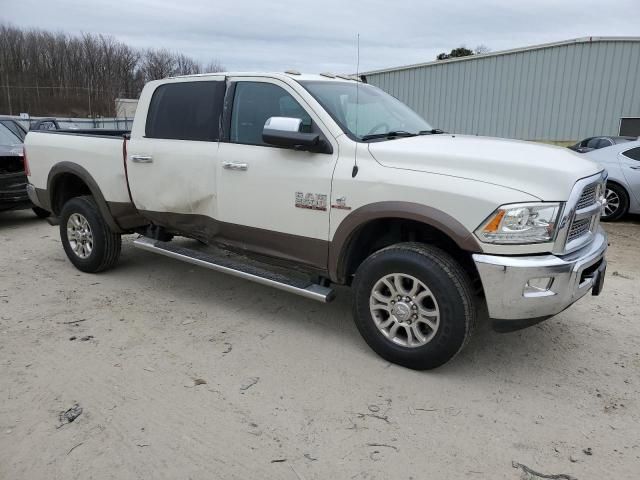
[
  {"x1": 138, "y1": 209, "x2": 329, "y2": 273},
  {"x1": 107, "y1": 201, "x2": 148, "y2": 230}
]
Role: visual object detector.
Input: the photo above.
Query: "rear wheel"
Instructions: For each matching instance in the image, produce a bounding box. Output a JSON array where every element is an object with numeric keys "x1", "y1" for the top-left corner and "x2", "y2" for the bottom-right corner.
[
  {"x1": 601, "y1": 182, "x2": 629, "y2": 221},
  {"x1": 60, "y1": 196, "x2": 121, "y2": 272},
  {"x1": 352, "y1": 243, "x2": 476, "y2": 370}
]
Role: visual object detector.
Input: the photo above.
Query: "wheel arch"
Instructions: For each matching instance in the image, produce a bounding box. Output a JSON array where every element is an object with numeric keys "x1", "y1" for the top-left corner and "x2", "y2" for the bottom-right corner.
[
  {"x1": 47, "y1": 162, "x2": 122, "y2": 233},
  {"x1": 328, "y1": 202, "x2": 483, "y2": 284}
]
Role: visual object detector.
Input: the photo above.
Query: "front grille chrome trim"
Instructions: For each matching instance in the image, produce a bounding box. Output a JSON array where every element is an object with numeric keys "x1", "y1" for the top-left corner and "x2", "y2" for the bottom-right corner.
[{"x1": 552, "y1": 171, "x2": 607, "y2": 255}]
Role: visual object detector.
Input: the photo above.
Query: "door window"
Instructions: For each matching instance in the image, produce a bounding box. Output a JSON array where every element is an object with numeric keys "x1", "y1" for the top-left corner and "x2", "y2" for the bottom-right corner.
[
  {"x1": 622, "y1": 147, "x2": 640, "y2": 161},
  {"x1": 145, "y1": 81, "x2": 225, "y2": 141},
  {"x1": 586, "y1": 137, "x2": 602, "y2": 149},
  {"x1": 230, "y1": 82, "x2": 312, "y2": 146},
  {"x1": 595, "y1": 138, "x2": 612, "y2": 149}
]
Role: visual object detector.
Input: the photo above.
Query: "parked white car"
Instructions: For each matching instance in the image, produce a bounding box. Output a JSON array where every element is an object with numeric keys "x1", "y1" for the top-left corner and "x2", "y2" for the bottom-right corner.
[
  {"x1": 24, "y1": 72, "x2": 608, "y2": 369},
  {"x1": 585, "y1": 140, "x2": 640, "y2": 220}
]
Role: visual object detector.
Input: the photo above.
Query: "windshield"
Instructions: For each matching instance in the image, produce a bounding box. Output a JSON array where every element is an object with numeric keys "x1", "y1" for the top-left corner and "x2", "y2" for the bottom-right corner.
[
  {"x1": 300, "y1": 81, "x2": 432, "y2": 141},
  {"x1": 0, "y1": 123, "x2": 22, "y2": 145}
]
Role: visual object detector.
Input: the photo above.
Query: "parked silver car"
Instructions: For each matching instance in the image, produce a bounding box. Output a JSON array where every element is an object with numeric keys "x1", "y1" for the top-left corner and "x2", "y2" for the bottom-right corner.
[{"x1": 585, "y1": 140, "x2": 640, "y2": 220}]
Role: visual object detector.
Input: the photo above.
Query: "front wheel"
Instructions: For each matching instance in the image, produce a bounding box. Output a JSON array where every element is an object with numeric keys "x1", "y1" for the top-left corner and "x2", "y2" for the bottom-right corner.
[
  {"x1": 60, "y1": 196, "x2": 122, "y2": 273},
  {"x1": 601, "y1": 182, "x2": 629, "y2": 222},
  {"x1": 352, "y1": 243, "x2": 476, "y2": 370}
]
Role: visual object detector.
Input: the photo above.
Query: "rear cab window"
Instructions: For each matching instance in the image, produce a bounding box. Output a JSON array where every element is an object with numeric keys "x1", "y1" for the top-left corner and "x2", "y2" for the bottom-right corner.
[{"x1": 145, "y1": 81, "x2": 226, "y2": 141}]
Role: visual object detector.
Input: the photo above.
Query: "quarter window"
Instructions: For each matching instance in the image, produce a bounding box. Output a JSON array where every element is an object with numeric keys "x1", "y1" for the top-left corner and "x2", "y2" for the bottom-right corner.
[
  {"x1": 622, "y1": 147, "x2": 640, "y2": 161},
  {"x1": 230, "y1": 82, "x2": 312, "y2": 146},
  {"x1": 146, "y1": 81, "x2": 225, "y2": 141}
]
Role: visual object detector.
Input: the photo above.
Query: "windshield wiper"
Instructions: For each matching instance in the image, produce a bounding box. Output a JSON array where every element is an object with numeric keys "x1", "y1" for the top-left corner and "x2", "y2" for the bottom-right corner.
[
  {"x1": 418, "y1": 129, "x2": 446, "y2": 135},
  {"x1": 361, "y1": 130, "x2": 417, "y2": 141}
]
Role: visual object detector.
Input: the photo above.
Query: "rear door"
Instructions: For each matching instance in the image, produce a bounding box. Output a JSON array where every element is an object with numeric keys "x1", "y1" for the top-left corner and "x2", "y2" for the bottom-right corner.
[{"x1": 126, "y1": 77, "x2": 225, "y2": 236}]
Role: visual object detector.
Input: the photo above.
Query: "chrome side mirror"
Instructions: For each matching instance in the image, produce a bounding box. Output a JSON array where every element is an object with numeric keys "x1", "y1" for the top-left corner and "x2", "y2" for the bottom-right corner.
[
  {"x1": 262, "y1": 116, "x2": 331, "y2": 154},
  {"x1": 264, "y1": 116, "x2": 302, "y2": 133}
]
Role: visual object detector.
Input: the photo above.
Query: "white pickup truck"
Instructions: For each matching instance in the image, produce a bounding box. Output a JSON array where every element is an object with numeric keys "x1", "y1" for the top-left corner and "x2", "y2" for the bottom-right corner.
[{"x1": 25, "y1": 72, "x2": 608, "y2": 369}]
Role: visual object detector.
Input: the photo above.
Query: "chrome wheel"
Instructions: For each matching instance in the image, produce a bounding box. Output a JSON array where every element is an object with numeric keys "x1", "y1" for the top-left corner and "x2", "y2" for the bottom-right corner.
[
  {"x1": 603, "y1": 188, "x2": 620, "y2": 218},
  {"x1": 369, "y1": 273, "x2": 440, "y2": 348},
  {"x1": 66, "y1": 213, "x2": 93, "y2": 259}
]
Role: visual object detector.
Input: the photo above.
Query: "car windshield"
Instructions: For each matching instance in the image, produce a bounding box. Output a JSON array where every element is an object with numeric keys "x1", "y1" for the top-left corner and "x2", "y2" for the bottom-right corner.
[
  {"x1": 0, "y1": 123, "x2": 22, "y2": 146},
  {"x1": 300, "y1": 81, "x2": 432, "y2": 141}
]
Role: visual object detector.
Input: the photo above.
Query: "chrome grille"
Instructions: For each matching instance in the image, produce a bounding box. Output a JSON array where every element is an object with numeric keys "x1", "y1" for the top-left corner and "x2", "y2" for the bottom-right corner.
[
  {"x1": 554, "y1": 172, "x2": 606, "y2": 255},
  {"x1": 576, "y1": 183, "x2": 598, "y2": 210},
  {"x1": 568, "y1": 218, "x2": 591, "y2": 242}
]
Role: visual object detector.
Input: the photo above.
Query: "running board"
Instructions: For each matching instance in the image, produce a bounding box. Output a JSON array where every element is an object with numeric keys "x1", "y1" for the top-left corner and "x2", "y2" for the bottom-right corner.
[{"x1": 133, "y1": 236, "x2": 335, "y2": 303}]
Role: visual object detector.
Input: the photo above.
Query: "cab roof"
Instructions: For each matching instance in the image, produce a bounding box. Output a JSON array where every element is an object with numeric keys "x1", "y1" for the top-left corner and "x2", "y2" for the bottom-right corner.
[{"x1": 169, "y1": 72, "x2": 360, "y2": 82}]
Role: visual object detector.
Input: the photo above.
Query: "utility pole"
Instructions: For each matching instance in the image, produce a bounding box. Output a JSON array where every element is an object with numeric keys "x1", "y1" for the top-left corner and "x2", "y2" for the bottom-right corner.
[
  {"x1": 87, "y1": 81, "x2": 92, "y2": 120},
  {"x1": 5, "y1": 73, "x2": 12, "y2": 115}
]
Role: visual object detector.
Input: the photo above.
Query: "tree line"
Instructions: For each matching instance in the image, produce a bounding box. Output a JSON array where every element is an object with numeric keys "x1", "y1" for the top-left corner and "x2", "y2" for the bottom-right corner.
[
  {"x1": 436, "y1": 45, "x2": 490, "y2": 61},
  {"x1": 0, "y1": 24, "x2": 224, "y2": 117}
]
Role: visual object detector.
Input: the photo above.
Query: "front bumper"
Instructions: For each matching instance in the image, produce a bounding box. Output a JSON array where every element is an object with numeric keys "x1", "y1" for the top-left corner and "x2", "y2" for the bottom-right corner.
[{"x1": 473, "y1": 227, "x2": 607, "y2": 321}]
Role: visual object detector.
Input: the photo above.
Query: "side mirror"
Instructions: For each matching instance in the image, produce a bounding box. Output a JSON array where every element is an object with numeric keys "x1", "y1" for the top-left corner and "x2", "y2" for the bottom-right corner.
[{"x1": 262, "y1": 116, "x2": 331, "y2": 154}]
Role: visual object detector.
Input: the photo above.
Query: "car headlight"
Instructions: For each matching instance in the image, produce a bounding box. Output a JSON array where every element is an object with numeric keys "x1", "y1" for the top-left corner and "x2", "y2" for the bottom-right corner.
[{"x1": 475, "y1": 203, "x2": 562, "y2": 244}]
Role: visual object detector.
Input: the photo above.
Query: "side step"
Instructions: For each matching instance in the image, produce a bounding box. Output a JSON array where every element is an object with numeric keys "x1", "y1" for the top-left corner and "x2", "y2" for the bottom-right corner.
[{"x1": 133, "y1": 236, "x2": 335, "y2": 303}]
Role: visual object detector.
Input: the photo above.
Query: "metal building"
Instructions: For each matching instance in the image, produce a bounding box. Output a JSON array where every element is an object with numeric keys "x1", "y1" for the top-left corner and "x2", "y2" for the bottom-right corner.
[{"x1": 362, "y1": 37, "x2": 640, "y2": 143}]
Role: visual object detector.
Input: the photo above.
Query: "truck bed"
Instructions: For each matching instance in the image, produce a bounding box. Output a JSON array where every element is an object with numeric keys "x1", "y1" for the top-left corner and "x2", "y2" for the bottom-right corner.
[
  {"x1": 25, "y1": 130, "x2": 134, "y2": 214},
  {"x1": 33, "y1": 129, "x2": 130, "y2": 138}
]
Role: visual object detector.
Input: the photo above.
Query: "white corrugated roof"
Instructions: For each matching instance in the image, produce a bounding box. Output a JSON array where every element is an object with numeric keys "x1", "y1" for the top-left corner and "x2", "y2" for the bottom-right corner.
[{"x1": 362, "y1": 36, "x2": 640, "y2": 76}]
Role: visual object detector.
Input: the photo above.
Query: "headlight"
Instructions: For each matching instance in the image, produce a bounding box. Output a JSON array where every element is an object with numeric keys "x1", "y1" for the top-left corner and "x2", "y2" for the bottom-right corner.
[{"x1": 475, "y1": 203, "x2": 562, "y2": 244}]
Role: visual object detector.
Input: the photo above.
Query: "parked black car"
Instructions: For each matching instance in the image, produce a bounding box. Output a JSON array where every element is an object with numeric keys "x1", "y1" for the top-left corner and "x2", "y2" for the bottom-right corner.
[
  {"x1": 568, "y1": 135, "x2": 636, "y2": 153},
  {"x1": 0, "y1": 122, "x2": 49, "y2": 218}
]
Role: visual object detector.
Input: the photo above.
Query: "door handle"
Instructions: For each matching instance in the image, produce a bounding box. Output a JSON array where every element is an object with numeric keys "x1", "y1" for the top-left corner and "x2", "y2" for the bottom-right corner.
[
  {"x1": 629, "y1": 166, "x2": 640, "y2": 170},
  {"x1": 130, "y1": 154, "x2": 153, "y2": 164},
  {"x1": 222, "y1": 161, "x2": 248, "y2": 171}
]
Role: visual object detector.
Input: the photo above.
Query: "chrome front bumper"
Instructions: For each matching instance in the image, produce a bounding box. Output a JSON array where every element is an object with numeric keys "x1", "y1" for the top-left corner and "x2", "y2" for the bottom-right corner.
[{"x1": 473, "y1": 227, "x2": 608, "y2": 321}]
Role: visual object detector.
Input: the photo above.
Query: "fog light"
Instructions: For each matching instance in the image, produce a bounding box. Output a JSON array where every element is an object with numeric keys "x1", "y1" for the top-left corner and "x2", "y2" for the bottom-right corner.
[{"x1": 524, "y1": 277, "x2": 554, "y2": 295}]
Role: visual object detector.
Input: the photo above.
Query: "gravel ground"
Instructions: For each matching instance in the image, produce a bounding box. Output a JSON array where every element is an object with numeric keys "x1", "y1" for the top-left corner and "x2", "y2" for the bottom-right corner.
[{"x1": 1, "y1": 209, "x2": 639, "y2": 479}]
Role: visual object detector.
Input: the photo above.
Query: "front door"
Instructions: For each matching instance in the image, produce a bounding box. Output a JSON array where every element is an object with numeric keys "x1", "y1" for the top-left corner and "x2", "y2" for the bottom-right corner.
[
  {"x1": 126, "y1": 77, "x2": 225, "y2": 236},
  {"x1": 216, "y1": 78, "x2": 338, "y2": 269}
]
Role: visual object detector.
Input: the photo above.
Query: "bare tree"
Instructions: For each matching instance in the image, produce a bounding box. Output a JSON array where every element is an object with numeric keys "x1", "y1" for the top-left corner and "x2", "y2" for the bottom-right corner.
[
  {"x1": 203, "y1": 60, "x2": 225, "y2": 73},
  {"x1": 0, "y1": 24, "x2": 224, "y2": 116}
]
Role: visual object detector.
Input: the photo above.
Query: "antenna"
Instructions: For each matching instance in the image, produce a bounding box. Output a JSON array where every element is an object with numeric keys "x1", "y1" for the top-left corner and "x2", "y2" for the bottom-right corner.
[{"x1": 352, "y1": 33, "x2": 360, "y2": 178}]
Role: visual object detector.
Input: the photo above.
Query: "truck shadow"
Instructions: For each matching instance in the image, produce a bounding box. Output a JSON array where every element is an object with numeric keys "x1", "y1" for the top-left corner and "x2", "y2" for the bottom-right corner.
[
  {"x1": 0, "y1": 209, "x2": 44, "y2": 229},
  {"x1": 112, "y1": 237, "x2": 567, "y2": 378}
]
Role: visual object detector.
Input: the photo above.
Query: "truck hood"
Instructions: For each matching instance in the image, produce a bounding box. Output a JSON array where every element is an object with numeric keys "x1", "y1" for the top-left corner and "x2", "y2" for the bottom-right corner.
[{"x1": 367, "y1": 134, "x2": 603, "y2": 200}]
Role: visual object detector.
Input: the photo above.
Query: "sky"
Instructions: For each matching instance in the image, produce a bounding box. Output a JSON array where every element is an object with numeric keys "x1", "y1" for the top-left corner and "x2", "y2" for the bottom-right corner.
[{"x1": 2, "y1": 0, "x2": 639, "y2": 73}]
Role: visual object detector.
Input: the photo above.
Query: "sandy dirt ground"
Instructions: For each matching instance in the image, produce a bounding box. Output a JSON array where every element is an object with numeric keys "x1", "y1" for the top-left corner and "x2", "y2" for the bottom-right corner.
[{"x1": 1, "y1": 210, "x2": 639, "y2": 480}]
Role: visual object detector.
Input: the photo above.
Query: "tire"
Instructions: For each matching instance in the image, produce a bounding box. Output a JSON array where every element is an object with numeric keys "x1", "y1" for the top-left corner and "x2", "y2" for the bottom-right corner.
[
  {"x1": 352, "y1": 243, "x2": 476, "y2": 370},
  {"x1": 32, "y1": 206, "x2": 51, "y2": 219},
  {"x1": 59, "y1": 196, "x2": 121, "y2": 273},
  {"x1": 601, "y1": 182, "x2": 629, "y2": 222}
]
